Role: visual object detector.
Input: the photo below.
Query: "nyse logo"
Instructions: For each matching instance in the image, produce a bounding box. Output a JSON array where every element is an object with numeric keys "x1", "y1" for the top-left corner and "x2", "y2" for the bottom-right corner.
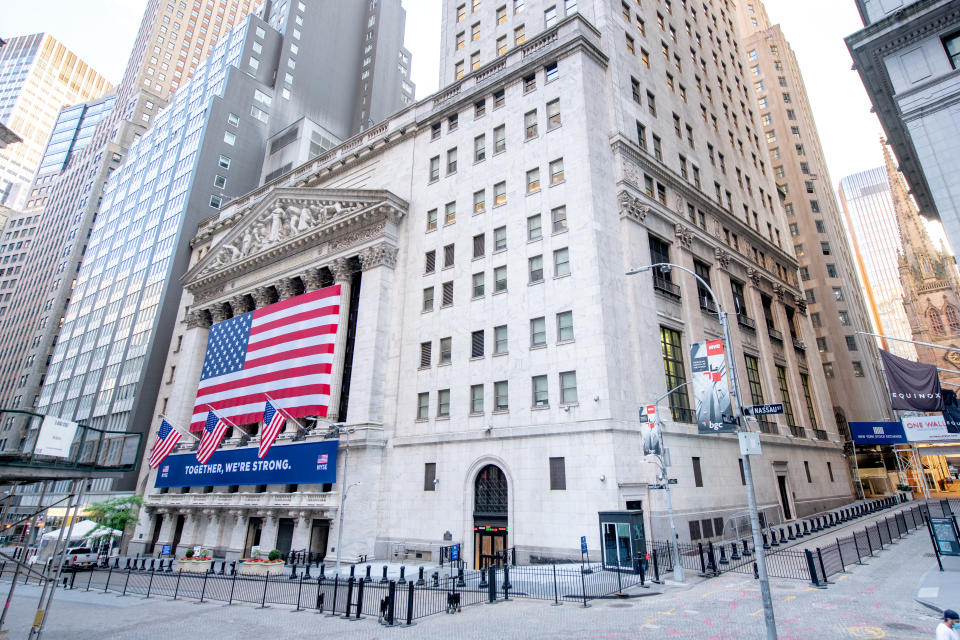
[
  {"x1": 317, "y1": 454, "x2": 328, "y2": 471},
  {"x1": 161, "y1": 465, "x2": 170, "y2": 478},
  {"x1": 873, "y1": 427, "x2": 885, "y2": 435}
]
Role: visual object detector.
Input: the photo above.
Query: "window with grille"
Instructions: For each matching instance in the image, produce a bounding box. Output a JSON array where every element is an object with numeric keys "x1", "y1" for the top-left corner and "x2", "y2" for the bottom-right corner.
[
  {"x1": 549, "y1": 457, "x2": 566, "y2": 489},
  {"x1": 442, "y1": 281, "x2": 454, "y2": 306},
  {"x1": 425, "y1": 250, "x2": 436, "y2": 274},
  {"x1": 473, "y1": 234, "x2": 485, "y2": 258},
  {"x1": 419, "y1": 341, "x2": 432, "y2": 368},
  {"x1": 471, "y1": 330, "x2": 484, "y2": 358},
  {"x1": 689, "y1": 520, "x2": 701, "y2": 541},
  {"x1": 692, "y1": 456, "x2": 703, "y2": 487},
  {"x1": 533, "y1": 375, "x2": 548, "y2": 407},
  {"x1": 444, "y1": 244, "x2": 455, "y2": 268},
  {"x1": 660, "y1": 326, "x2": 690, "y2": 421}
]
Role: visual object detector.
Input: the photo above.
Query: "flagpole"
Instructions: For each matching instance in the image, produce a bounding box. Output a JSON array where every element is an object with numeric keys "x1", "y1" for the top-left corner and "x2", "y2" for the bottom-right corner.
[
  {"x1": 263, "y1": 393, "x2": 306, "y2": 430},
  {"x1": 160, "y1": 415, "x2": 200, "y2": 441},
  {"x1": 202, "y1": 406, "x2": 252, "y2": 436}
]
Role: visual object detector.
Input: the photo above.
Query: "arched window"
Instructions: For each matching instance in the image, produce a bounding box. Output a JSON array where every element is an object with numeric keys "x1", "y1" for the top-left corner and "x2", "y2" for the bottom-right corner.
[
  {"x1": 928, "y1": 307, "x2": 945, "y2": 335},
  {"x1": 474, "y1": 465, "x2": 507, "y2": 516},
  {"x1": 946, "y1": 305, "x2": 960, "y2": 333}
]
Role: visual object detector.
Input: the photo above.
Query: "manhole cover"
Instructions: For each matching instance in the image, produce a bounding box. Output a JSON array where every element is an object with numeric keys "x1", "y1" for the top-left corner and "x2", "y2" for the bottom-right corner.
[
  {"x1": 886, "y1": 622, "x2": 921, "y2": 631},
  {"x1": 607, "y1": 603, "x2": 633, "y2": 608}
]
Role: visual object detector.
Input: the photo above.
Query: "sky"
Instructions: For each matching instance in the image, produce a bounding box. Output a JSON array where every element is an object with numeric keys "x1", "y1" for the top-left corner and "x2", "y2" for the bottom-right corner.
[{"x1": 3, "y1": 0, "x2": 884, "y2": 186}]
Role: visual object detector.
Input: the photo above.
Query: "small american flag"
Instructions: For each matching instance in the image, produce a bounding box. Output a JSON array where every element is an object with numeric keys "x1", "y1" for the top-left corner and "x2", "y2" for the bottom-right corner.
[
  {"x1": 191, "y1": 286, "x2": 340, "y2": 430},
  {"x1": 148, "y1": 420, "x2": 182, "y2": 469},
  {"x1": 259, "y1": 399, "x2": 286, "y2": 459},
  {"x1": 196, "y1": 410, "x2": 228, "y2": 464},
  {"x1": 318, "y1": 454, "x2": 328, "y2": 464}
]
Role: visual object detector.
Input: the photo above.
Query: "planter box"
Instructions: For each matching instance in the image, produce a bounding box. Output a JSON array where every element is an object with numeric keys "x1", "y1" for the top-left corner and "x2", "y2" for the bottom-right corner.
[
  {"x1": 178, "y1": 559, "x2": 213, "y2": 574},
  {"x1": 240, "y1": 560, "x2": 285, "y2": 576}
]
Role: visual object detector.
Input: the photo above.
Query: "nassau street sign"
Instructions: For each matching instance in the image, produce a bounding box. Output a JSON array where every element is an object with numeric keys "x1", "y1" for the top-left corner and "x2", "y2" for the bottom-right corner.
[{"x1": 744, "y1": 403, "x2": 784, "y2": 416}]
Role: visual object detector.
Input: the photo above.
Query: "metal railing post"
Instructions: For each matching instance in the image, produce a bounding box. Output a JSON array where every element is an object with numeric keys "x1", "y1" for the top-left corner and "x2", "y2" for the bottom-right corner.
[{"x1": 406, "y1": 581, "x2": 414, "y2": 625}]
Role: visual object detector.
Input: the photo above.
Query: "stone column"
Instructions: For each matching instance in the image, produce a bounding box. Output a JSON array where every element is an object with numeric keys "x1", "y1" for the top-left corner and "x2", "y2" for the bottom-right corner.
[
  {"x1": 178, "y1": 512, "x2": 200, "y2": 554},
  {"x1": 277, "y1": 277, "x2": 297, "y2": 301},
  {"x1": 231, "y1": 294, "x2": 252, "y2": 315},
  {"x1": 347, "y1": 244, "x2": 398, "y2": 424},
  {"x1": 290, "y1": 512, "x2": 311, "y2": 551},
  {"x1": 226, "y1": 510, "x2": 248, "y2": 561},
  {"x1": 167, "y1": 309, "x2": 212, "y2": 432},
  {"x1": 155, "y1": 509, "x2": 176, "y2": 546},
  {"x1": 202, "y1": 509, "x2": 221, "y2": 551},
  {"x1": 326, "y1": 258, "x2": 354, "y2": 422},
  {"x1": 259, "y1": 514, "x2": 279, "y2": 552},
  {"x1": 252, "y1": 287, "x2": 272, "y2": 309},
  {"x1": 302, "y1": 268, "x2": 324, "y2": 292}
]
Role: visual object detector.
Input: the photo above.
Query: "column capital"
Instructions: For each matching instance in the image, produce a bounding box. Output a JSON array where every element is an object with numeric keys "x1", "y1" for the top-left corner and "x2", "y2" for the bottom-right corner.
[
  {"x1": 302, "y1": 268, "x2": 324, "y2": 291},
  {"x1": 329, "y1": 257, "x2": 353, "y2": 283},
  {"x1": 231, "y1": 294, "x2": 251, "y2": 315},
  {"x1": 276, "y1": 277, "x2": 297, "y2": 301},
  {"x1": 359, "y1": 243, "x2": 399, "y2": 271},
  {"x1": 185, "y1": 309, "x2": 212, "y2": 330},
  {"x1": 209, "y1": 303, "x2": 230, "y2": 324},
  {"x1": 252, "y1": 287, "x2": 272, "y2": 309}
]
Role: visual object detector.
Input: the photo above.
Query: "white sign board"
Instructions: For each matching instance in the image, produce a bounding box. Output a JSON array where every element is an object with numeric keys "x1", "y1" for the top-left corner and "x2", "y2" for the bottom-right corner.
[
  {"x1": 35, "y1": 416, "x2": 78, "y2": 458},
  {"x1": 902, "y1": 414, "x2": 958, "y2": 442},
  {"x1": 738, "y1": 431, "x2": 762, "y2": 456}
]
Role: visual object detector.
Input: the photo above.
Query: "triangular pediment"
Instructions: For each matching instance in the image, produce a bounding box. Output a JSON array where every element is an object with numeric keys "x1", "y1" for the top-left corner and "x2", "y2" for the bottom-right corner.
[{"x1": 184, "y1": 187, "x2": 406, "y2": 289}]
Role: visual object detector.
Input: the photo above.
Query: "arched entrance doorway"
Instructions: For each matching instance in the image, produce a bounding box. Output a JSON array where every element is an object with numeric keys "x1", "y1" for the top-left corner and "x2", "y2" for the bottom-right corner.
[{"x1": 473, "y1": 464, "x2": 508, "y2": 569}]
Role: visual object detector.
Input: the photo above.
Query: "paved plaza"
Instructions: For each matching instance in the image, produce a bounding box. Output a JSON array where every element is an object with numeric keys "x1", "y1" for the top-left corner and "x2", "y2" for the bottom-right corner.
[{"x1": 0, "y1": 518, "x2": 944, "y2": 640}]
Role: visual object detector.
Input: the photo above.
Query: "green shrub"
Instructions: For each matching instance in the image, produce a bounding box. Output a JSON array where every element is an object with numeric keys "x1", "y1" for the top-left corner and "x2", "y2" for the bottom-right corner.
[
  {"x1": 268, "y1": 549, "x2": 282, "y2": 562},
  {"x1": 185, "y1": 549, "x2": 194, "y2": 558}
]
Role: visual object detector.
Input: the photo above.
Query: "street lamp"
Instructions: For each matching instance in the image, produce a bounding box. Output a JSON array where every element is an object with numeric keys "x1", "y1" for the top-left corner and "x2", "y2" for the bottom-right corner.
[
  {"x1": 627, "y1": 262, "x2": 778, "y2": 640},
  {"x1": 648, "y1": 381, "x2": 691, "y2": 583},
  {"x1": 325, "y1": 423, "x2": 357, "y2": 576}
]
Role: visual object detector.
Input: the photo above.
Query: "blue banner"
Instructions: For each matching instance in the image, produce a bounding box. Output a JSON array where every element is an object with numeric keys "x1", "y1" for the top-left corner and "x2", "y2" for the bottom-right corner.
[
  {"x1": 848, "y1": 421, "x2": 908, "y2": 445},
  {"x1": 154, "y1": 440, "x2": 338, "y2": 488}
]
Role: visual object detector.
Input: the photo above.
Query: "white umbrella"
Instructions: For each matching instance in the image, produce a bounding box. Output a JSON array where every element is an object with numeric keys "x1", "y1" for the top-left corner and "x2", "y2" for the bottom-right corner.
[{"x1": 41, "y1": 519, "x2": 120, "y2": 542}]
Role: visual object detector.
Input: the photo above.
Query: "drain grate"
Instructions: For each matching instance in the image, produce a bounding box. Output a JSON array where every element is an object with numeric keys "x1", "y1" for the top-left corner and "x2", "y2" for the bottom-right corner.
[
  {"x1": 886, "y1": 622, "x2": 921, "y2": 631},
  {"x1": 607, "y1": 603, "x2": 633, "y2": 608}
]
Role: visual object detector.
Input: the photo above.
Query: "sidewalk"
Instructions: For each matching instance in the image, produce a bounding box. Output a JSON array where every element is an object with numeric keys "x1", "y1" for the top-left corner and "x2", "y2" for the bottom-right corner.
[{"x1": 915, "y1": 554, "x2": 960, "y2": 614}]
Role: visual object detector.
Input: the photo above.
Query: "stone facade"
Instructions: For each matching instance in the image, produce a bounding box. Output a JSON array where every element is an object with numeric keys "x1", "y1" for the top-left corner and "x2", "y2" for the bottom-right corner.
[{"x1": 131, "y1": 5, "x2": 852, "y2": 566}]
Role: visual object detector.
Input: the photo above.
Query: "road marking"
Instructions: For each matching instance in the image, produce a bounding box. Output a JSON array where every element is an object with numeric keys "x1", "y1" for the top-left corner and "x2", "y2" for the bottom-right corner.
[
  {"x1": 917, "y1": 587, "x2": 939, "y2": 598},
  {"x1": 847, "y1": 626, "x2": 886, "y2": 638}
]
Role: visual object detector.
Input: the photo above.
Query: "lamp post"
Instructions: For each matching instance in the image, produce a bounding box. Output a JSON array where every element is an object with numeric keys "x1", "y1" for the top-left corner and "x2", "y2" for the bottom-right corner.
[
  {"x1": 648, "y1": 381, "x2": 691, "y2": 583},
  {"x1": 326, "y1": 423, "x2": 357, "y2": 576},
  {"x1": 627, "y1": 262, "x2": 777, "y2": 640}
]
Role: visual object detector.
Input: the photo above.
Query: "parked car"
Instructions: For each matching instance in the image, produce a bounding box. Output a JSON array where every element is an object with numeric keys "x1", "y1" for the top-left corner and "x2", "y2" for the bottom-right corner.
[{"x1": 54, "y1": 547, "x2": 98, "y2": 570}]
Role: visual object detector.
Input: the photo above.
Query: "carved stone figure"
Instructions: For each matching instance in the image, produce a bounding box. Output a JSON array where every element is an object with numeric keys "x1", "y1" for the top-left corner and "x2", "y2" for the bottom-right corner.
[
  {"x1": 714, "y1": 248, "x2": 731, "y2": 270},
  {"x1": 617, "y1": 191, "x2": 649, "y2": 223}
]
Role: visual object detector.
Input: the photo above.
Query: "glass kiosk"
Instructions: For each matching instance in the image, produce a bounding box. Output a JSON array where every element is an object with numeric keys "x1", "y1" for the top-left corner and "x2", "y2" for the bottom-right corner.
[{"x1": 598, "y1": 510, "x2": 645, "y2": 572}]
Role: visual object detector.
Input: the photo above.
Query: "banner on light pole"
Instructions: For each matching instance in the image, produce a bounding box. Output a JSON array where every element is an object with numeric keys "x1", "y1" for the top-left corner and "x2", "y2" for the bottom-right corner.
[
  {"x1": 640, "y1": 405, "x2": 661, "y2": 456},
  {"x1": 690, "y1": 339, "x2": 737, "y2": 434}
]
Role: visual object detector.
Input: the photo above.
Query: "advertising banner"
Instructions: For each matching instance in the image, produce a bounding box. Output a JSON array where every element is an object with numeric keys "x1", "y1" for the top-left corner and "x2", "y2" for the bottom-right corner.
[
  {"x1": 35, "y1": 416, "x2": 79, "y2": 458},
  {"x1": 880, "y1": 349, "x2": 943, "y2": 411},
  {"x1": 690, "y1": 339, "x2": 737, "y2": 434},
  {"x1": 902, "y1": 414, "x2": 960, "y2": 443},
  {"x1": 943, "y1": 389, "x2": 960, "y2": 434},
  {"x1": 641, "y1": 405, "x2": 661, "y2": 457},
  {"x1": 154, "y1": 439, "x2": 338, "y2": 488},
  {"x1": 848, "y1": 421, "x2": 908, "y2": 445}
]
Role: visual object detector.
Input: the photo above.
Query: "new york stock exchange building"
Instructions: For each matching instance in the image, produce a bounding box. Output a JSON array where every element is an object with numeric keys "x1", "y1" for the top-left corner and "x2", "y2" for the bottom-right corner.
[{"x1": 131, "y1": 18, "x2": 853, "y2": 567}]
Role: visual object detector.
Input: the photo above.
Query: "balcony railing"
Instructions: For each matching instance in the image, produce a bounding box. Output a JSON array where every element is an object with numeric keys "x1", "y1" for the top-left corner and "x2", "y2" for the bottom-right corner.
[
  {"x1": 767, "y1": 327, "x2": 784, "y2": 342},
  {"x1": 737, "y1": 314, "x2": 756, "y2": 331},
  {"x1": 813, "y1": 428, "x2": 828, "y2": 440},
  {"x1": 792, "y1": 338, "x2": 805, "y2": 351},
  {"x1": 668, "y1": 406, "x2": 695, "y2": 424},
  {"x1": 653, "y1": 276, "x2": 681, "y2": 299},
  {"x1": 699, "y1": 296, "x2": 718, "y2": 314},
  {"x1": 144, "y1": 491, "x2": 338, "y2": 510},
  {"x1": 789, "y1": 425, "x2": 806, "y2": 438},
  {"x1": 758, "y1": 419, "x2": 778, "y2": 434}
]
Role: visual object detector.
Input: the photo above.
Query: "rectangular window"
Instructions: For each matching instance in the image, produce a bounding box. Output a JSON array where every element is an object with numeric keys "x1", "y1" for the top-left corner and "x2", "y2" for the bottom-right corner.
[
  {"x1": 560, "y1": 371, "x2": 577, "y2": 404},
  {"x1": 424, "y1": 463, "x2": 437, "y2": 490},
  {"x1": 804, "y1": 461, "x2": 812, "y2": 483},
  {"x1": 525, "y1": 110, "x2": 538, "y2": 139},
  {"x1": 515, "y1": 25, "x2": 526, "y2": 45},
  {"x1": 745, "y1": 354, "x2": 764, "y2": 405},
  {"x1": 474, "y1": 134, "x2": 486, "y2": 162},
  {"x1": 445, "y1": 202, "x2": 457, "y2": 224},
  {"x1": 551, "y1": 206, "x2": 567, "y2": 233},
  {"x1": 417, "y1": 392, "x2": 429, "y2": 419},
  {"x1": 776, "y1": 365, "x2": 798, "y2": 429},
  {"x1": 529, "y1": 255, "x2": 544, "y2": 283},
  {"x1": 494, "y1": 265, "x2": 508, "y2": 292},
  {"x1": 471, "y1": 384, "x2": 484, "y2": 413},
  {"x1": 493, "y1": 226, "x2": 507, "y2": 251},
  {"x1": 533, "y1": 374, "x2": 549, "y2": 406},
  {"x1": 739, "y1": 459, "x2": 746, "y2": 485},
  {"x1": 213, "y1": 175, "x2": 226, "y2": 189},
  {"x1": 423, "y1": 287, "x2": 434, "y2": 312},
  {"x1": 800, "y1": 373, "x2": 819, "y2": 432},
  {"x1": 209, "y1": 195, "x2": 222, "y2": 209},
  {"x1": 420, "y1": 341, "x2": 432, "y2": 368},
  {"x1": 473, "y1": 272, "x2": 485, "y2": 298},
  {"x1": 439, "y1": 337, "x2": 452, "y2": 364},
  {"x1": 527, "y1": 214, "x2": 542, "y2": 240},
  {"x1": 553, "y1": 248, "x2": 570, "y2": 277},
  {"x1": 474, "y1": 189, "x2": 486, "y2": 214},
  {"x1": 945, "y1": 31, "x2": 960, "y2": 69},
  {"x1": 473, "y1": 233, "x2": 485, "y2": 258},
  {"x1": 447, "y1": 148, "x2": 458, "y2": 174},
  {"x1": 425, "y1": 250, "x2": 436, "y2": 274},
  {"x1": 429, "y1": 156, "x2": 440, "y2": 181},
  {"x1": 549, "y1": 456, "x2": 566, "y2": 490},
  {"x1": 692, "y1": 457, "x2": 703, "y2": 487},
  {"x1": 530, "y1": 317, "x2": 546, "y2": 347},
  {"x1": 494, "y1": 181, "x2": 506, "y2": 205},
  {"x1": 661, "y1": 326, "x2": 690, "y2": 421},
  {"x1": 427, "y1": 209, "x2": 438, "y2": 231},
  {"x1": 442, "y1": 281, "x2": 454, "y2": 307},
  {"x1": 547, "y1": 99, "x2": 561, "y2": 129},
  {"x1": 443, "y1": 244, "x2": 455, "y2": 268},
  {"x1": 557, "y1": 310, "x2": 573, "y2": 342},
  {"x1": 438, "y1": 389, "x2": 450, "y2": 417},
  {"x1": 472, "y1": 330, "x2": 485, "y2": 358},
  {"x1": 827, "y1": 461, "x2": 835, "y2": 482},
  {"x1": 497, "y1": 35, "x2": 508, "y2": 55},
  {"x1": 549, "y1": 158, "x2": 564, "y2": 184},
  {"x1": 475, "y1": 99, "x2": 487, "y2": 118},
  {"x1": 527, "y1": 168, "x2": 541, "y2": 193},
  {"x1": 494, "y1": 125, "x2": 506, "y2": 153},
  {"x1": 494, "y1": 380, "x2": 509, "y2": 410},
  {"x1": 218, "y1": 155, "x2": 231, "y2": 169},
  {"x1": 494, "y1": 325, "x2": 508, "y2": 354}
]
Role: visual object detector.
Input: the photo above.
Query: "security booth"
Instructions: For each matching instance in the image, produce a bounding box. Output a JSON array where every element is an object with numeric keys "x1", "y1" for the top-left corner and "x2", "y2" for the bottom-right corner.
[{"x1": 598, "y1": 510, "x2": 645, "y2": 572}]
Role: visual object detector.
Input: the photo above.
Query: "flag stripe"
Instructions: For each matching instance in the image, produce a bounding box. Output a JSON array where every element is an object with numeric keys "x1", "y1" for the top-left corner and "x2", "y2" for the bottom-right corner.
[
  {"x1": 250, "y1": 305, "x2": 339, "y2": 337},
  {"x1": 192, "y1": 385, "x2": 330, "y2": 425},
  {"x1": 247, "y1": 324, "x2": 337, "y2": 353},
  {"x1": 244, "y1": 343, "x2": 335, "y2": 370},
  {"x1": 196, "y1": 364, "x2": 332, "y2": 397},
  {"x1": 192, "y1": 404, "x2": 328, "y2": 431}
]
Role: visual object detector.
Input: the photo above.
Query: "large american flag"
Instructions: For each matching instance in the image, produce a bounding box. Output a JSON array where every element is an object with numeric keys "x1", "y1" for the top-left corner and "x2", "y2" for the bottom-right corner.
[
  {"x1": 148, "y1": 419, "x2": 182, "y2": 469},
  {"x1": 190, "y1": 285, "x2": 340, "y2": 431},
  {"x1": 196, "y1": 410, "x2": 228, "y2": 464},
  {"x1": 259, "y1": 399, "x2": 286, "y2": 459}
]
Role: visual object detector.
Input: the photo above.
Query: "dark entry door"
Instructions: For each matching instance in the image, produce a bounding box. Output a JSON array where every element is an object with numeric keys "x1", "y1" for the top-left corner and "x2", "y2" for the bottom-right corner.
[
  {"x1": 245, "y1": 517, "x2": 263, "y2": 557},
  {"x1": 148, "y1": 514, "x2": 162, "y2": 555},
  {"x1": 473, "y1": 465, "x2": 508, "y2": 569},
  {"x1": 310, "y1": 520, "x2": 329, "y2": 561},
  {"x1": 474, "y1": 526, "x2": 508, "y2": 569},
  {"x1": 276, "y1": 518, "x2": 294, "y2": 555},
  {"x1": 171, "y1": 515, "x2": 185, "y2": 552},
  {"x1": 777, "y1": 476, "x2": 792, "y2": 520}
]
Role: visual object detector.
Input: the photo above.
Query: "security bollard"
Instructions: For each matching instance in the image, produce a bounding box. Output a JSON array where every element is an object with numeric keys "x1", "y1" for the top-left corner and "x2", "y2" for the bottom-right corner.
[
  {"x1": 149, "y1": 559, "x2": 156, "y2": 571},
  {"x1": 479, "y1": 566, "x2": 488, "y2": 589},
  {"x1": 788, "y1": 525, "x2": 796, "y2": 541},
  {"x1": 349, "y1": 564, "x2": 356, "y2": 580},
  {"x1": 771, "y1": 530, "x2": 780, "y2": 547},
  {"x1": 304, "y1": 563, "x2": 312, "y2": 580},
  {"x1": 319, "y1": 564, "x2": 326, "y2": 581},
  {"x1": 780, "y1": 528, "x2": 787, "y2": 544},
  {"x1": 385, "y1": 580, "x2": 396, "y2": 626},
  {"x1": 707, "y1": 542, "x2": 718, "y2": 574},
  {"x1": 730, "y1": 542, "x2": 740, "y2": 561},
  {"x1": 114, "y1": 557, "x2": 120, "y2": 569},
  {"x1": 289, "y1": 562, "x2": 299, "y2": 580},
  {"x1": 219, "y1": 560, "x2": 226, "y2": 575},
  {"x1": 355, "y1": 578, "x2": 365, "y2": 619},
  {"x1": 125, "y1": 558, "x2": 131, "y2": 570},
  {"x1": 698, "y1": 543, "x2": 707, "y2": 574},
  {"x1": 365, "y1": 565, "x2": 372, "y2": 582},
  {"x1": 406, "y1": 581, "x2": 415, "y2": 626},
  {"x1": 718, "y1": 544, "x2": 729, "y2": 565},
  {"x1": 742, "y1": 539, "x2": 752, "y2": 557},
  {"x1": 343, "y1": 577, "x2": 355, "y2": 619},
  {"x1": 803, "y1": 521, "x2": 810, "y2": 536},
  {"x1": 487, "y1": 565, "x2": 496, "y2": 602},
  {"x1": 432, "y1": 570, "x2": 439, "y2": 588},
  {"x1": 503, "y1": 563, "x2": 511, "y2": 598},
  {"x1": 381, "y1": 565, "x2": 388, "y2": 584},
  {"x1": 416, "y1": 566, "x2": 425, "y2": 586},
  {"x1": 398, "y1": 566, "x2": 406, "y2": 585}
]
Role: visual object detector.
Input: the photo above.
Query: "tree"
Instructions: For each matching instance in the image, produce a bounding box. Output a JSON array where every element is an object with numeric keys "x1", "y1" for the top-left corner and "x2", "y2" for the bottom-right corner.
[{"x1": 85, "y1": 494, "x2": 143, "y2": 542}]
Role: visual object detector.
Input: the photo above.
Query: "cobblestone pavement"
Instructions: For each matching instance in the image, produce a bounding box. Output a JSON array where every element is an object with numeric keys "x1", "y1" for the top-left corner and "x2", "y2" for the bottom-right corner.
[{"x1": 0, "y1": 527, "x2": 940, "y2": 639}]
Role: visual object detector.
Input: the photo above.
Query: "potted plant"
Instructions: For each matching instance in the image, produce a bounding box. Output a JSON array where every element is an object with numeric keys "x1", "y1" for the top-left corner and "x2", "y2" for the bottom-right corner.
[
  {"x1": 240, "y1": 548, "x2": 286, "y2": 576},
  {"x1": 178, "y1": 548, "x2": 214, "y2": 573}
]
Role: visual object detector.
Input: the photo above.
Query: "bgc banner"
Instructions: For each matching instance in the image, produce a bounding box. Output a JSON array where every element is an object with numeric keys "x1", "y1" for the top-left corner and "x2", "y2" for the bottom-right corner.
[
  {"x1": 690, "y1": 339, "x2": 737, "y2": 434},
  {"x1": 154, "y1": 440, "x2": 338, "y2": 489}
]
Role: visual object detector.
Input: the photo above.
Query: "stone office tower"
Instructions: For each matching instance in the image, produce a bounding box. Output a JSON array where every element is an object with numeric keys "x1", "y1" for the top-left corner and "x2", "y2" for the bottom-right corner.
[
  {"x1": 131, "y1": 0, "x2": 852, "y2": 564},
  {"x1": 734, "y1": 1, "x2": 887, "y2": 436}
]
